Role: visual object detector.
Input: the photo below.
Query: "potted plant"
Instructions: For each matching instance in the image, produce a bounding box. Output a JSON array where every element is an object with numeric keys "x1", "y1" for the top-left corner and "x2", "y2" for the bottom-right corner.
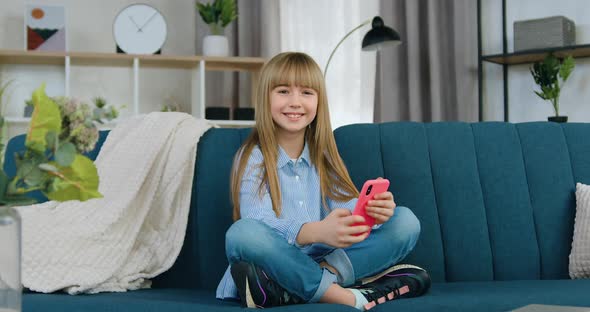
[
  {"x1": 530, "y1": 53, "x2": 575, "y2": 122},
  {"x1": 0, "y1": 84, "x2": 118, "y2": 311},
  {"x1": 196, "y1": 0, "x2": 237, "y2": 56}
]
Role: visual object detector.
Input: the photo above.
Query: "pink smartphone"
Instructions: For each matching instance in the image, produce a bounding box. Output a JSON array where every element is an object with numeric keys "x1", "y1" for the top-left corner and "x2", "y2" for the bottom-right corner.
[{"x1": 351, "y1": 179, "x2": 390, "y2": 236}]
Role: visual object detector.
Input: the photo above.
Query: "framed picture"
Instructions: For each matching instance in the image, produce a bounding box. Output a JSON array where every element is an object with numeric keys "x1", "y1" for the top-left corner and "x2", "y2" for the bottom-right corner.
[{"x1": 25, "y1": 4, "x2": 67, "y2": 51}]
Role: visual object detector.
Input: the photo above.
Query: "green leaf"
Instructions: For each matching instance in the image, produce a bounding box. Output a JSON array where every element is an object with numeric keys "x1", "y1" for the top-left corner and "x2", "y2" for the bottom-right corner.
[
  {"x1": 55, "y1": 142, "x2": 76, "y2": 167},
  {"x1": 15, "y1": 151, "x2": 46, "y2": 178},
  {"x1": 45, "y1": 154, "x2": 102, "y2": 202},
  {"x1": 197, "y1": 2, "x2": 216, "y2": 24},
  {"x1": 534, "y1": 90, "x2": 548, "y2": 100},
  {"x1": 219, "y1": 0, "x2": 237, "y2": 27},
  {"x1": 0, "y1": 169, "x2": 9, "y2": 202},
  {"x1": 23, "y1": 164, "x2": 45, "y2": 187},
  {"x1": 196, "y1": 0, "x2": 236, "y2": 28},
  {"x1": 559, "y1": 55, "x2": 575, "y2": 81},
  {"x1": 530, "y1": 53, "x2": 576, "y2": 113},
  {"x1": 109, "y1": 106, "x2": 119, "y2": 119},
  {"x1": 25, "y1": 84, "x2": 62, "y2": 153},
  {"x1": 45, "y1": 131, "x2": 58, "y2": 152}
]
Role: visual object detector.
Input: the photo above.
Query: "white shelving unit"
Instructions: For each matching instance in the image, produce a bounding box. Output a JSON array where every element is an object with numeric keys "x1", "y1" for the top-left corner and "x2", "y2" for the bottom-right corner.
[
  {"x1": 0, "y1": 49, "x2": 263, "y2": 128},
  {"x1": 4, "y1": 117, "x2": 30, "y2": 123}
]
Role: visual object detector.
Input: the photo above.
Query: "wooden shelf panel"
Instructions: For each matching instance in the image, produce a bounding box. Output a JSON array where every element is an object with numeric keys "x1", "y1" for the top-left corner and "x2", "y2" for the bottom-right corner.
[
  {"x1": 139, "y1": 55, "x2": 201, "y2": 69},
  {"x1": 208, "y1": 120, "x2": 255, "y2": 127},
  {"x1": 0, "y1": 50, "x2": 265, "y2": 71},
  {"x1": 0, "y1": 50, "x2": 65, "y2": 66},
  {"x1": 5, "y1": 117, "x2": 31, "y2": 123},
  {"x1": 68, "y1": 52, "x2": 136, "y2": 67},
  {"x1": 203, "y1": 56, "x2": 266, "y2": 71},
  {"x1": 482, "y1": 44, "x2": 590, "y2": 65}
]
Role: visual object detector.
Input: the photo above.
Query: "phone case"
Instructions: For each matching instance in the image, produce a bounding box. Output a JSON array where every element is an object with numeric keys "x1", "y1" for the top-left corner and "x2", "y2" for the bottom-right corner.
[{"x1": 351, "y1": 179, "x2": 390, "y2": 235}]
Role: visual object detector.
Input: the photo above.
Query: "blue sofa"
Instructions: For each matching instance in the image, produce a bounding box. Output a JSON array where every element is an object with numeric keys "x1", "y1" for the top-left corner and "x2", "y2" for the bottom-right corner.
[{"x1": 5, "y1": 121, "x2": 590, "y2": 312}]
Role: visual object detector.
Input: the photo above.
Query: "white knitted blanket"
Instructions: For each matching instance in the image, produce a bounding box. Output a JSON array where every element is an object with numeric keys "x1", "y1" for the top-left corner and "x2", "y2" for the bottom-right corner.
[{"x1": 16, "y1": 112, "x2": 211, "y2": 294}]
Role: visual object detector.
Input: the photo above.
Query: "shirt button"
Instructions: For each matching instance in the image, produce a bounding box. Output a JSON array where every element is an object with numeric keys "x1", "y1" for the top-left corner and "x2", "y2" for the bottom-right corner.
[
  {"x1": 295, "y1": 175, "x2": 300, "y2": 180},
  {"x1": 299, "y1": 201, "x2": 303, "y2": 206},
  {"x1": 288, "y1": 239, "x2": 293, "y2": 244}
]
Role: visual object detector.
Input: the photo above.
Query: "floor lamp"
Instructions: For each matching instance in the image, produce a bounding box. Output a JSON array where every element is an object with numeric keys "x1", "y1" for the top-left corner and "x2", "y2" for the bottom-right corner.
[{"x1": 324, "y1": 16, "x2": 401, "y2": 78}]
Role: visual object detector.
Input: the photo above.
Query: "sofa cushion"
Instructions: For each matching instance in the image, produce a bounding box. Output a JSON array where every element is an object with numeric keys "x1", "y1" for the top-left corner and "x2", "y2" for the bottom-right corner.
[
  {"x1": 24, "y1": 280, "x2": 590, "y2": 312},
  {"x1": 24, "y1": 289, "x2": 237, "y2": 312},
  {"x1": 23, "y1": 289, "x2": 357, "y2": 312},
  {"x1": 377, "y1": 279, "x2": 590, "y2": 312}
]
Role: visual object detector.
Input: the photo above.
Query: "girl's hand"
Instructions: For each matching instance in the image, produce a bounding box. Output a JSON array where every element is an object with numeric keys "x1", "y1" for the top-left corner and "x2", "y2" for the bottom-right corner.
[
  {"x1": 366, "y1": 191, "x2": 396, "y2": 225},
  {"x1": 318, "y1": 209, "x2": 370, "y2": 248}
]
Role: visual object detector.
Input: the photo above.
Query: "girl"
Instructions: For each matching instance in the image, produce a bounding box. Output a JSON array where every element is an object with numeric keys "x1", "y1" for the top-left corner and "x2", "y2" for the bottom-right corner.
[{"x1": 216, "y1": 52, "x2": 430, "y2": 310}]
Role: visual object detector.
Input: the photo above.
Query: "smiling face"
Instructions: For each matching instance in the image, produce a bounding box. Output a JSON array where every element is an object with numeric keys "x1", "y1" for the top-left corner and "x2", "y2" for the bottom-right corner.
[
  {"x1": 253, "y1": 52, "x2": 333, "y2": 153},
  {"x1": 270, "y1": 84, "x2": 318, "y2": 140}
]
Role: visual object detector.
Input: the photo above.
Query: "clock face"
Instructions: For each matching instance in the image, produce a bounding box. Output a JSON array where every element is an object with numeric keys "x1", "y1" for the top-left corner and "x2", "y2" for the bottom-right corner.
[{"x1": 113, "y1": 4, "x2": 167, "y2": 54}]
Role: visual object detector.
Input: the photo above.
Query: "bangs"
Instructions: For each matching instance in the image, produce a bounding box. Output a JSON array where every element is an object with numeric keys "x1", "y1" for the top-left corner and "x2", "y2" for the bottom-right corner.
[{"x1": 269, "y1": 54, "x2": 323, "y2": 91}]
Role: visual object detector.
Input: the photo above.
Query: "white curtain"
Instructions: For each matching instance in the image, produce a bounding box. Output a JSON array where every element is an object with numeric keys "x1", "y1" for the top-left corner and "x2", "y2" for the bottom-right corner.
[{"x1": 279, "y1": 0, "x2": 379, "y2": 129}]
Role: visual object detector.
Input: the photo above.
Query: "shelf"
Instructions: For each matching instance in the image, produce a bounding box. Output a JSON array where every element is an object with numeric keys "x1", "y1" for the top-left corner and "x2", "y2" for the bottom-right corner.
[
  {"x1": 482, "y1": 44, "x2": 590, "y2": 65},
  {"x1": 203, "y1": 56, "x2": 266, "y2": 71},
  {"x1": 208, "y1": 120, "x2": 255, "y2": 127},
  {"x1": 0, "y1": 49, "x2": 264, "y2": 130},
  {"x1": 0, "y1": 50, "x2": 65, "y2": 66},
  {"x1": 5, "y1": 117, "x2": 31, "y2": 123},
  {"x1": 0, "y1": 50, "x2": 266, "y2": 71}
]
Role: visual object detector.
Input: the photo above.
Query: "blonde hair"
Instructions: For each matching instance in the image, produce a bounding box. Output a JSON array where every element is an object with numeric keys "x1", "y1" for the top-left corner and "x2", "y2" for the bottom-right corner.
[{"x1": 231, "y1": 52, "x2": 359, "y2": 221}]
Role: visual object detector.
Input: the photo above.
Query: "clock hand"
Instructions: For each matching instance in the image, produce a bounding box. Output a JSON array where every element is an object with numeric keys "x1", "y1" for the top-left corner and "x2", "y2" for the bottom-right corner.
[
  {"x1": 138, "y1": 11, "x2": 158, "y2": 32},
  {"x1": 128, "y1": 15, "x2": 142, "y2": 32}
]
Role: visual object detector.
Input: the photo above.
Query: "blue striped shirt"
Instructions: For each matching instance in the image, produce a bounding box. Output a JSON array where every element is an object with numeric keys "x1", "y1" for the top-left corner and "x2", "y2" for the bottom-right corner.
[{"x1": 216, "y1": 142, "x2": 358, "y2": 299}]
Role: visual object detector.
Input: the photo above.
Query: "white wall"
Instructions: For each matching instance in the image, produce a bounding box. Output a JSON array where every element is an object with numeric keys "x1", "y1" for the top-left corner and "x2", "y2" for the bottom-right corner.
[
  {"x1": 482, "y1": 0, "x2": 590, "y2": 122},
  {"x1": 0, "y1": 0, "x2": 196, "y2": 136}
]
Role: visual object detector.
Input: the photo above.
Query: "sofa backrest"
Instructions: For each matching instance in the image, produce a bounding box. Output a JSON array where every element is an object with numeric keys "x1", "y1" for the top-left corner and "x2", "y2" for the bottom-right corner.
[
  {"x1": 6, "y1": 122, "x2": 589, "y2": 289},
  {"x1": 334, "y1": 122, "x2": 590, "y2": 283},
  {"x1": 174, "y1": 122, "x2": 590, "y2": 289}
]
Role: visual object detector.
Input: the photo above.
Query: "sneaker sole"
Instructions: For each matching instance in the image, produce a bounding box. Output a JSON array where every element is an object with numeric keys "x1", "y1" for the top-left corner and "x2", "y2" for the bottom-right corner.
[
  {"x1": 245, "y1": 278, "x2": 257, "y2": 308},
  {"x1": 360, "y1": 264, "x2": 425, "y2": 285},
  {"x1": 231, "y1": 262, "x2": 260, "y2": 308},
  {"x1": 364, "y1": 285, "x2": 410, "y2": 310}
]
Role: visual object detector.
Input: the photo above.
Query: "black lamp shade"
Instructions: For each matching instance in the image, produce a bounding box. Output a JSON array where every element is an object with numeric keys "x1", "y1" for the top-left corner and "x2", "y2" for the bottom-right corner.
[{"x1": 362, "y1": 16, "x2": 401, "y2": 51}]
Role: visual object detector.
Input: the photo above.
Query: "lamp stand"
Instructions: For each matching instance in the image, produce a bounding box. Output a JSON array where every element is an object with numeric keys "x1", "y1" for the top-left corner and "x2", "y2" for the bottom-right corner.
[{"x1": 323, "y1": 18, "x2": 372, "y2": 78}]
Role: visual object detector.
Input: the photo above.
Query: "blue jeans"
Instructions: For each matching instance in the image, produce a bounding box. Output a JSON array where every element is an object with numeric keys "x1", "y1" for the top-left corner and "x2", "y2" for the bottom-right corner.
[{"x1": 225, "y1": 206, "x2": 420, "y2": 303}]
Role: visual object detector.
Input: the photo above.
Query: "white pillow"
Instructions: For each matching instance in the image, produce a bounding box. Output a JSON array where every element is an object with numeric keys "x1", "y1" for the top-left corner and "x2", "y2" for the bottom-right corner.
[{"x1": 569, "y1": 182, "x2": 590, "y2": 279}]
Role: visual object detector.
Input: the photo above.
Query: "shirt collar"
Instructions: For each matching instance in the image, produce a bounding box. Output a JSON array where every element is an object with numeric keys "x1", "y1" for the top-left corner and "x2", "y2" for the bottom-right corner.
[{"x1": 277, "y1": 142, "x2": 311, "y2": 169}]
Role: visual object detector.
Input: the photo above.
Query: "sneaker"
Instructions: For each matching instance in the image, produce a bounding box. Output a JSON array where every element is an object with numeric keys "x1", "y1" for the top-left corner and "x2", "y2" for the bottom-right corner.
[
  {"x1": 230, "y1": 261, "x2": 303, "y2": 308},
  {"x1": 355, "y1": 264, "x2": 431, "y2": 310}
]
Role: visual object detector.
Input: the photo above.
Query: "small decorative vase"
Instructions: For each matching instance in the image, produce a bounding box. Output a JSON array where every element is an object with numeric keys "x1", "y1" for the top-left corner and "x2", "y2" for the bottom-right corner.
[
  {"x1": 0, "y1": 205, "x2": 21, "y2": 312},
  {"x1": 203, "y1": 35, "x2": 229, "y2": 57},
  {"x1": 548, "y1": 116, "x2": 568, "y2": 123}
]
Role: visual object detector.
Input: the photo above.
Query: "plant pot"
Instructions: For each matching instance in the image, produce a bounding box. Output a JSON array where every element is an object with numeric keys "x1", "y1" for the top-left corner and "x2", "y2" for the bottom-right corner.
[
  {"x1": 548, "y1": 116, "x2": 568, "y2": 123},
  {"x1": 203, "y1": 35, "x2": 229, "y2": 57}
]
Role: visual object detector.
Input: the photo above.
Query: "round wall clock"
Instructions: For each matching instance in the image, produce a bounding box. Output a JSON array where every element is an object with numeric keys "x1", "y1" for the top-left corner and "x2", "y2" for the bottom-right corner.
[{"x1": 113, "y1": 4, "x2": 167, "y2": 54}]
